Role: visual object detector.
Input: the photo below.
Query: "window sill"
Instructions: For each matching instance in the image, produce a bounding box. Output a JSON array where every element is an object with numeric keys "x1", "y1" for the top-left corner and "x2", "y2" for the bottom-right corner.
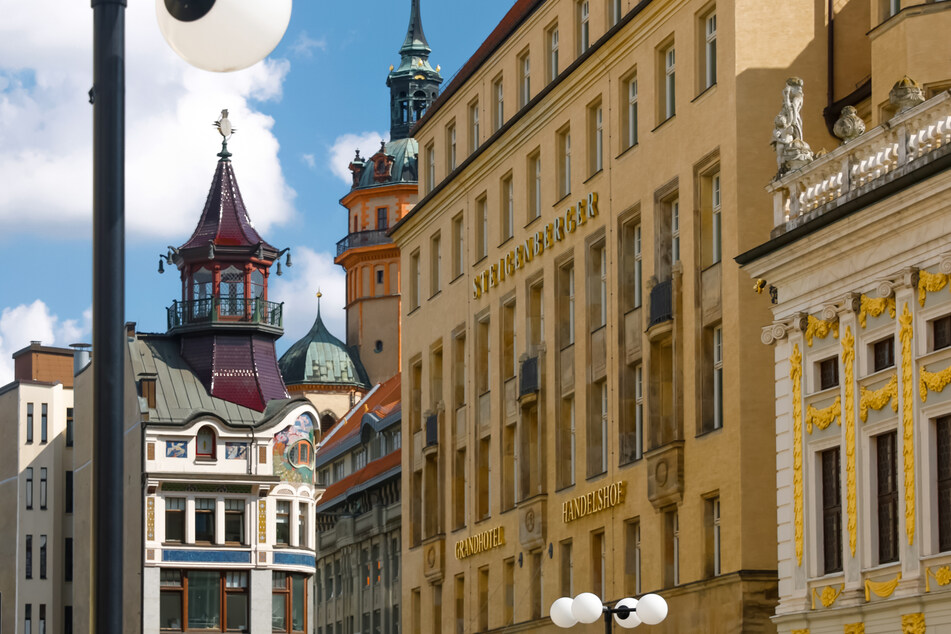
[
  {"x1": 552, "y1": 192, "x2": 573, "y2": 208},
  {"x1": 472, "y1": 255, "x2": 488, "y2": 268},
  {"x1": 696, "y1": 424, "x2": 723, "y2": 439},
  {"x1": 195, "y1": 456, "x2": 217, "y2": 463},
  {"x1": 450, "y1": 273, "x2": 465, "y2": 285},
  {"x1": 407, "y1": 306, "x2": 420, "y2": 316},
  {"x1": 524, "y1": 214, "x2": 542, "y2": 230},
  {"x1": 651, "y1": 115, "x2": 676, "y2": 133},
  {"x1": 615, "y1": 142, "x2": 638, "y2": 161},
  {"x1": 583, "y1": 169, "x2": 603, "y2": 185},
  {"x1": 498, "y1": 236, "x2": 514, "y2": 249},
  {"x1": 618, "y1": 456, "x2": 643, "y2": 468},
  {"x1": 428, "y1": 290, "x2": 442, "y2": 301},
  {"x1": 691, "y1": 83, "x2": 717, "y2": 104},
  {"x1": 585, "y1": 471, "x2": 608, "y2": 483}
]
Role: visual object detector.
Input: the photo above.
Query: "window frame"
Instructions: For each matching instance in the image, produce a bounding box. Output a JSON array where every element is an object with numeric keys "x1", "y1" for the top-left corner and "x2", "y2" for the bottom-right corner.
[
  {"x1": 165, "y1": 497, "x2": 186, "y2": 543},
  {"x1": 547, "y1": 25, "x2": 560, "y2": 82},
  {"x1": 196, "y1": 426, "x2": 217, "y2": 460},
  {"x1": 194, "y1": 497, "x2": 216, "y2": 544}
]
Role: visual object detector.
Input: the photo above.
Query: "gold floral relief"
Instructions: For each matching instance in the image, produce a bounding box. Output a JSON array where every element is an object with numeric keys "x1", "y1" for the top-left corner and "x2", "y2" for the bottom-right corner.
[
  {"x1": 147, "y1": 497, "x2": 155, "y2": 541},
  {"x1": 918, "y1": 270, "x2": 949, "y2": 307},
  {"x1": 925, "y1": 565, "x2": 951, "y2": 592},
  {"x1": 791, "y1": 343, "x2": 804, "y2": 567},
  {"x1": 258, "y1": 499, "x2": 267, "y2": 544},
  {"x1": 859, "y1": 374, "x2": 898, "y2": 422},
  {"x1": 900, "y1": 302, "x2": 916, "y2": 545},
  {"x1": 920, "y1": 364, "x2": 951, "y2": 403},
  {"x1": 792, "y1": 630, "x2": 810, "y2": 634},
  {"x1": 811, "y1": 583, "x2": 844, "y2": 609},
  {"x1": 843, "y1": 327, "x2": 857, "y2": 556},
  {"x1": 864, "y1": 571, "x2": 902, "y2": 601},
  {"x1": 843, "y1": 624, "x2": 865, "y2": 634},
  {"x1": 807, "y1": 397, "x2": 841, "y2": 434},
  {"x1": 901, "y1": 612, "x2": 926, "y2": 634},
  {"x1": 859, "y1": 295, "x2": 896, "y2": 328},
  {"x1": 805, "y1": 314, "x2": 840, "y2": 347}
]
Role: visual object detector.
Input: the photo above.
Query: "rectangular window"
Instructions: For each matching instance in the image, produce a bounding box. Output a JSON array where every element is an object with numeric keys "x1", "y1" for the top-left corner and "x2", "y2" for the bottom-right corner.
[
  {"x1": 703, "y1": 11, "x2": 717, "y2": 90},
  {"x1": 547, "y1": 26, "x2": 560, "y2": 81},
  {"x1": 713, "y1": 326, "x2": 723, "y2": 429},
  {"x1": 578, "y1": 1, "x2": 590, "y2": 54},
  {"x1": 888, "y1": 0, "x2": 900, "y2": 18},
  {"x1": 66, "y1": 407, "x2": 74, "y2": 447},
  {"x1": 41, "y1": 404, "x2": 48, "y2": 443},
  {"x1": 447, "y1": 122, "x2": 457, "y2": 171},
  {"x1": 588, "y1": 101, "x2": 603, "y2": 175},
  {"x1": 671, "y1": 198, "x2": 680, "y2": 262},
  {"x1": 625, "y1": 520, "x2": 641, "y2": 594},
  {"x1": 938, "y1": 415, "x2": 951, "y2": 551},
  {"x1": 560, "y1": 539, "x2": 573, "y2": 597},
  {"x1": 225, "y1": 499, "x2": 245, "y2": 544},
  {"x1": 873, "y1": 337, "x2": 895, "y2": 372},
  {"x1": 39, "y1": 605, "x2": 45, "y2": 634},
  {"x1": 501, "y1": 175, "x2": 514, "y2": 241},
  {"x1": 704, "y1": 496, "x2": 721, "y2": 577},
  {"x1": 40, "y1": 535, "x2": 46, "y2": 579},
  {"x1": 821, "y1": 447, "x2": 843, "y2": 574},
  {"x1": 27, "y1": 402, "x2": 33, "y2": 444},
  {"x1": 493, "y1": 76, "x2": 504, "y2": 132},
  {"x1": 663, "y1": 44, "x2": 676, "y2": 120},
  {"x1": 376, "y1": 207, "x2": 388, "y2": 230},
  {"x1": 454, "y1": 574, "x2": 465, "y2": 634},
  {"x1": 530, "y1": 152, "x2": 542, "y2": 221},
  {"x1": 469, "y1": 100, "x2": 480, "y2": 153},
  {"x1": 530, "y1": 550, "x2": 543, "y2": 620},
  {"x1": 65, "y1": 607, "x2": 72, "y2": 634},
  {"x1": 40, "y1": 468, "x2": 47, "y2": 510},
  {"x1": 634, "y1": 224, "x2": 642, "y2": 307},
  {"x1": 409, "y1": 250, "x2": 420, "y2": 310},
  {"x1": 65, "y1": 537, "x2": 73, "y2": 582},
  {"x1": 477, "y1": 567, "x2": 489, "y2": 632},
  {"x1": 503, "y1": 558, "x2": 514, "y2": 625},
  {"x1": 26, "y1": 467, "x2": 33, "y2": 510},
  {"x1": 635, "y1": 364, "x2": 644, "y2": 460},
  {"x1": 477, "y1": 196, "x2": 488, "y2": 260},
  {"x1": 591, "y1": 529, "x2": 605, "y2": 597},
  {"x1": 25, "y1": 604, "x2": 31, "y2": 634},
  {"x1": 935, "y1": 315, "x2": 951, "y2": 350},
  {"x1": 65, "y1": 470, "x2": 73, "y2": 513},
  {"x1": 452, "y1": 213, "x2": 464, "y2": 279},
  {"x1": 877, "y1": 431, "x2": 899, "y2": 563},
  {"x1": 819, "y1": 357, "x2": 839, "y2": 391},
  {"x1": 626, "y1": 75, "x2": 638, "y2": 149},
  {"x1": 272, "y1": 572, "x2": 306, "y2": 633},
  {"x1": 431, "y1": 232, "x2": 442, "y2": 295},
  {"x1": 165, "y1": 497, "x2": 185, "y2": 543},
  {"x1": 519, "y1": 52, "x2": 531, "y2": 107},
  {"x1": 276, "y1": 500, "x2": 290, "y2": 545},
  {"x1": 426, "y1": 143, "x2": 435, "y2": 193},
  {"x1": 558, "y1": 127, "x2": 571, "y2": 199},
  {"x1": 195, "y1": 498, "x2": 216, "y2": 543},
  {"x1": 609, "y1": 0, "x2": 623, "y2": 25},
  {"x1": 711, "y1": 173, "x2": 721, "y2": 263},
  {"x1": 26, "y1": 534, "x2": 32, "y2": 579}
]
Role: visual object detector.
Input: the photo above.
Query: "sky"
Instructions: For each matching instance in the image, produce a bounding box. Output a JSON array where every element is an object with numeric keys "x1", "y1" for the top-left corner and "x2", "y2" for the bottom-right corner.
[{"x1": 0, "y1": 0, "x2": 516, "y2": 385}]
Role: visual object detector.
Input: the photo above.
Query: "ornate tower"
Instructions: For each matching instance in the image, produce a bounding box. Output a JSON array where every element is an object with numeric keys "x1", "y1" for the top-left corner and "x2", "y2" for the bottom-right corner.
[
  {"x1": 386, "y1": 0, "x2": 443, "y2": 140},
  {"x1": 162, "y1": 119, "x2": 292, "y2": 412},
  {"x1": 336, "y1": 0, "x2": 441, "y2": 385}
]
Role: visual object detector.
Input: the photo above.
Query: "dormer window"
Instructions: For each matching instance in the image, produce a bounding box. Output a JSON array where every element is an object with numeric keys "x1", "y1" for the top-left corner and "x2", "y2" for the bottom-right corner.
[{"x1": 196, "y1": 426, "x2": 217, "y2": 459}]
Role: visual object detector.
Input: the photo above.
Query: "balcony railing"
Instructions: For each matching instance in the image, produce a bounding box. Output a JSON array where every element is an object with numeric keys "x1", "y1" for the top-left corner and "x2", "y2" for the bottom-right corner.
[
  {"x1": 167, "y1": 298, "x2": 283, "y2": 331},
  {"x1": 649, "y1": 279, "x2": 673, "y2": 327},
  {"x1": 770, "y1": 91, "x2": 951, "y2": 234},
  {"x1": 336, "y1": 229, "x2": 391, "y2": 257},
  {"x1": 425, "y1": 413, "x2": 438, "y2": 447}
]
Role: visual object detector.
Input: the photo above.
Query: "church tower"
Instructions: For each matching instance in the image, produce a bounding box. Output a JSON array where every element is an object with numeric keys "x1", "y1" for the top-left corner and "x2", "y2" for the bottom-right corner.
[{"x1": 335, "y1": 0, "x2": 442, "y2": 385}]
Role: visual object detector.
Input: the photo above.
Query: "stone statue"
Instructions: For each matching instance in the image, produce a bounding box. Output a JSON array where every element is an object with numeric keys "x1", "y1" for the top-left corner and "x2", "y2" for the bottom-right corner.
[
  {"x1": 833, "y1": 106, "x2": 865, "y2": 144},
  {"x1": 771, "y1": 77, "x2": 814, "y2": 178},
  {"x1": 889, "y1": 76, "x2": 925, "y2": 116}
]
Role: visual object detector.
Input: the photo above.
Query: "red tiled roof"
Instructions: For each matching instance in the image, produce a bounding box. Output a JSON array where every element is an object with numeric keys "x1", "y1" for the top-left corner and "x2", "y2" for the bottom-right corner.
[
  {"x1": 316, "y1": 373, "x2": 401, "y2": 454},
  {"x1": 317, "y1": 449, "x2": 401, "y2": 509},
  {"x1": 411, "y1": 0, "x2": 545, "y2": 136}
]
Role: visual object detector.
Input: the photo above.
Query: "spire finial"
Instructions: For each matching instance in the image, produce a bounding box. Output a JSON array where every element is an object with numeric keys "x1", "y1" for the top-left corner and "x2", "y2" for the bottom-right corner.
[
  {"x1": 214, "y1": 109, "x2": 235, "y2": 161},
  {"x1": 316, "y1": 289, "x2": 323, "y2": 316}
]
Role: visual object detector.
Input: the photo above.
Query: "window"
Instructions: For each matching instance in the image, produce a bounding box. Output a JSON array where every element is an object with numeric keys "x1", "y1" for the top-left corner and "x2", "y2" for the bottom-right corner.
[
  {"x1": 629, "y1": 363, "x2": 644, "y2": 461},
  {"x1": 426, "y1": 143, "x2": 435, "y2": 193},
  {"x1": 194, "y1": 498, "x2": 215, "y2": 543},
  {"x1": 165, "y1": 498, "x2": 185, "y2": 542},
  {"x1": 276, "y1": 500, "x2": 291, "y2": 545},
  {"x1": 476, "y1": 196, "x2": 488, "y2": 261},
  {"x1": 711, "y1": 173, "x2": 721, "y2": 263},
  {"x1": 66, "y1": 407, "x2": 74, "y2": 447},
  {"x1": 501, "y1": 175, "x2": 514, "y2": 241},
  {"x1": 409, "y1": 250, "x2": 420, "y2": 310},
  {"x1": 671, "y1": 198, "x2": 680, "y2": 262},
  {"x1": 887, "y1": 0, "x2": 900, "y2": 18},
  {"x1": 819, "y1": 357, "x2": 839, "y2": 391},
  {"x1": 598, "y1": 244, "x2": 607, "y2": 327},
  {"x1": 431, "y1": 232, "x2": 442, "y2": 295},
  {"x1": 591, "y1": 529, "x2": 605, "y2": 598},
  {"x1": 225, "y1": 499, "x2": 244, "y2": 544},
  {"x1": 705, "y1": 496, "x2": 721, "y2": 577},
  {"x1": 271, "y1": 572, "x2": 306, "y2": 632},
  {"x1": 65, "y1": 607, "x2": 72, "y2": 634},
  {"x1": 547, "y1": 25, "x2": 559, "y2": 81},
  {"x1": 588, "y1": 101, "x2": 603, "y2": 175},
  {"x1": 519, "y1": 52, "x2": 531, "y2": 107},
  {"x1": 41, "y1": 404, "x2": 48, "y2": 443},
  {"x1": 160, "y1": 570, "x2": 250, "y2": 632},
  {"x1": 560, "y1": 539, "x2": 573, "y2": 596},
  {"x1": 566, "y1": 263, "x2": 576, "y2": 345},
  {"x1": 454, "y1": 574, "x2": 465, "y2": 634},
  {"x1": 934, "y1": 314, "x2": 951, "y2": 351},
  {"x1": 26, "y1": 467, "x2": 33, "y2": 510},
  {"x1": 625, "y1": 520, "x2": 641, "y2": 594},
  {"x1": 938, "y1": 415, "x2": 951, "y2": 552},
  {"x1": 625, "y1": 74, "x2": 638, "y2": 149},
  {"x1": 39, "y1": 605, "x2": 45, "y2": 634},
  {"x1": 27, "y1": 403, "x2": 33, "y2": 443},
  {"x1": 578, "y1": 1, "x2": 590, "y2": 54},
  {"x1": 477, "y1": 567, "x2": 489, "y2": 631},
  {"x1": 662, "y1": 44, "x2": 676, "y2": 120},
  {"x1": 354, "y1": 448, "x2": 368, "y2": 471},
  {"x1": 493, "y1": 76, "x2": 504, "y2": 132},
  {"x1": 40, "y1": 535, "x2": 46, "y2": 579},
  {"x1": 665, "y1": 509, "x2": 680, "y2": 586},
  {"x1": 876, "y1": 431, "x2": 899, "y2": 563},
  {"x1": 503, "y1": 558, "x2": 514, "y2": 625},
  {"x1": 529, "y1": 152, "x2": 542, "y2": 221},
  {"x1": 634, "y1": 223, "x2": 642, "y2": 307},
  {"x1": 821, "y1": 447, "x2": 843, "y2": 574},
  {"x1": 65, "y1": 537, "x2": 72, "y2": 582},
  {"x1": 702, "y1": 11, "x2": 717, "y2": 90},
  {"x1": 376, "y1": 207, "x2": 388, "y2": 230},
  {"x1": 65, "y1": 471, "x2": 73, "y2": 513},
  {"x1": 702, "y1": 325, "x2": 724, "y2": 432},
  {"x1": 452, "y1": 213, "x2": 464, "y2": 279},
  {"x1": 530, "y1": 550, "x2": 543, "y2": 620},
  {"x1": 26, "y1": 535, "x2": 32, "y2": 579},
  {"x1": 25, "y1": 605, "x2": 31, "y2": 634},
  {"x1": 469, "y1": 100, "x2": 480, "y2": 153},
  {"x1": 40, "y1": 468, "x2": 47, "y2": 510},
  {"x1": 558, "y1": 127, "x2": 571, "y2": 199},
  {"x1": 873, "y1": 337, "x2": 895, "y2": 372},
  {"x1": 447, "y1": 122, "x2": 457, "y2": 171},
  {"x1": 196, "y1": 426, "x2": 216, "y2": 459},
  {"x1": 609, "y1": 0, "x2": 622, "y2": 26}
]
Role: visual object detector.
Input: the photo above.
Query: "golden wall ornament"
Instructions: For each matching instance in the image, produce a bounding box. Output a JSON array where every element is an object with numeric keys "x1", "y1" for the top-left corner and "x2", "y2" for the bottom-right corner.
[
  {"x1": 918, "y1": 270, "x2": 948, "y2": 307},
  {"x1": 919, "y1": 364, "x2": 951, "y2": 403},
  {"x1": 843, "y1": 327, "x2": 857, "y2": 556},
  {"x1": 811, "y1": 583, "x2": 844, "y2": 609},
  {"x1": 859, "y1": 295, "x2": 896, "y2": 328},
  {"x1": 792, "y1": 630, "x2": 810, "y2": 634},
  {"x1": 900, "y1": 302, "x2": 916, "y2": 545},
  {"x1": 864, "y1": 571, "x2": 902, "y2": 601},
  {"x1": 805, "y1": 314, "x2": 840, "y2": 347},
  {"x1": 258, "y1": 499, "x2": 267, "y2": 544},
  {"x1": 843, "y1": 624, "x2": 865, "y2": 634},
  {"x1": 791, "y1": 344, "x2": 804, "y2": 566},
  {"x1": 807, "y1": 396, "x2": 842, "y2": 434},
  {"x1": 925, "y1": 565, "x2": 951, "y2": 591},
  {"x1": 901, "y1": 612, "x2": 926, "y2": 634},
  {"x1": 147, "y1": 497, "x2": 155, "y2": 541},
  {"x1": 859, "y1": 374, "x2": 898, "y2": 421}
]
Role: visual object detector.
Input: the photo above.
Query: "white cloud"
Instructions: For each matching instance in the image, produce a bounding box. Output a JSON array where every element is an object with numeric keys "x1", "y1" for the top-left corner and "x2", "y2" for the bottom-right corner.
[
  {"x1": 0, "y1": 300, "x2": 92, "y2": 386},
  {"x1": 0, "y1": 0, "x2": 296, "y2": 238},
  {"x1": 289, "y1": 32, "x2": 327, "y2": 59},
  {"x1": 301, "y1": 153, "x2": 316, "y2": 169},
  {"x1": 268, "y1": 247, "x2": 347, "y2": 352},
  {"x1": 327, "y1": 131, "x2": 388, "y2": 185}
]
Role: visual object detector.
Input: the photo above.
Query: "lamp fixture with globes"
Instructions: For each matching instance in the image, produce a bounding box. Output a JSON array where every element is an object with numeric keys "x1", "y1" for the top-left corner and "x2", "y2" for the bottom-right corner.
[{"x1": 550, "y1": 592, "x2": 668, "y2": 632}]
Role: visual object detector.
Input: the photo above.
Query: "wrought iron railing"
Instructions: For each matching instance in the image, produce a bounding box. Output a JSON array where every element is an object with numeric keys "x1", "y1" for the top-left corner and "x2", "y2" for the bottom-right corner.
[
  {"x1": 167, "y1": 297, "x2": 283, "y2": 330},
  {"x1": 336, "y1": 229, "x2": 391, "y2": 257},
  {"x1": 649, "y1": 280, "x2": 673, "y2": 327}
]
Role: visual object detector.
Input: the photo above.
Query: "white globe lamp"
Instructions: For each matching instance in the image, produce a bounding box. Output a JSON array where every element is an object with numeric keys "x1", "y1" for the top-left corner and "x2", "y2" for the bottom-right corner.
[
  {"x1": 156, "y1": 0, "x2": 293, "y2": 72},
  {"x1": 634, "y1": 593, "x2": 668, "y2": 625},
  {"x1": 571, "y1": 593, "x2": 604, "y2": 625},
  {"x1": 550, "y1": 597, "x2": 579, "y2": 628},
  {"x1": 613, "y1": 597, "x2": 641, "y2": 629}
]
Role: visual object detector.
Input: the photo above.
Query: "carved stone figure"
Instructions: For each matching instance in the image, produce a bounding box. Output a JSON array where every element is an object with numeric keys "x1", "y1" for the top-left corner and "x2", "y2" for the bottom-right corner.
[
  {"x1": 771, "y1": 77, "x2": 814, "y2": 178},
  {"x1": 890, "y1": 76, "x2": 925, "y2": 116},
  {"x1": 833, "y1": 106, "x2": 866, "y2": 144}
]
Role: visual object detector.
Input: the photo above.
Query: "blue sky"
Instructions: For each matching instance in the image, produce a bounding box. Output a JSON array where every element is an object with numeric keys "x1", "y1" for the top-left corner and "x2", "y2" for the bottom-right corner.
[{"x1": 0, "y1": 0, "x2": 515, "y2": 383}]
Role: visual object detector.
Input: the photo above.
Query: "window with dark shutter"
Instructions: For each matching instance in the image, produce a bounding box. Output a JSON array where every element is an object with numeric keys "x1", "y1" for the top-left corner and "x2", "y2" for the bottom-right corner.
[
  {"x1": 877, "y1": 431, "x2": 898, "y2": 563},
  {"x1": 938, "y1": 416, "x2": 951, "y2": 552},
  {"x1": 821, "y1": 447, "x2": 842, "y2": 574}
]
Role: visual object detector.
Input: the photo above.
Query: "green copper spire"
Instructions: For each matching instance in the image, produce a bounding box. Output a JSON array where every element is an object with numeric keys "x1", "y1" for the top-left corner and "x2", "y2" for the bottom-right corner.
[
  {"x1": 387, "y1": 0, "x2": 442, "y2": 140},
  {"x1": 399, "y1": 0, "x2": 430, "y2": 57}
]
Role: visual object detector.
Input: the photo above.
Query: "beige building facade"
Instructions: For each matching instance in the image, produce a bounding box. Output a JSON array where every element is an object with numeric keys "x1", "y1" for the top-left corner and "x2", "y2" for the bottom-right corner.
[{"x1": 388, "y1": 0, "x2": 878, "y2": 631}]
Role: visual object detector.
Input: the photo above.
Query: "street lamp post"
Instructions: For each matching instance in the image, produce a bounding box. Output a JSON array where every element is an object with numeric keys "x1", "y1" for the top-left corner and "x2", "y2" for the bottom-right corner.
[{"x1": 550, "y1": 592, "x2": 669, "y2": 633}]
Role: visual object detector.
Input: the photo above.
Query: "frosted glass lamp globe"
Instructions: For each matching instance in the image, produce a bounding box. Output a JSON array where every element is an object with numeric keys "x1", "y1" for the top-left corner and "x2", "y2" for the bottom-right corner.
[
  {"x1": 635, "y1": 593, "x2": 668, "y2": 625},
  {"x1": 613, "y1": 597, "x2": 641, "y2": 629},
  {"x1": 571, "y1": 593, "x2": 604, "y2": 624},
  {"x1": 550, "y1": 597, "x2": 578, "y2": 628}
]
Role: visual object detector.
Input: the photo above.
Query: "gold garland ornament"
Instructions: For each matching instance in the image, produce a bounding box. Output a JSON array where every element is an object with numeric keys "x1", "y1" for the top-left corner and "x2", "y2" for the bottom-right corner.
[
  {"x1": 859, "y1": 374, "x2": 898, "y2": 422},
  {"x1": 901, "y1": 612, "x2": 926, "y2": 634},
  {"x1": 791, "y1": 344, "x2": 804, "y2": 567},
  {"x1": 792, "y1": 630, "x2": 810, "y2": 634},
  {"x1": 807, "y1": 396, "x2": 841, "y2": 434},
  {"x1": 864, "y1": 571, "x2": 902, "y2": 601},
  {"x1": 918, "y1": 270, "x2": 949, "y2": 307},
  {"x1": 920, "y1": 364, "x2": 951, "y2": 403},
  {"x1": 805, "y1": 314, "x2": 839, "y2": 347},
  {"x1": 843, "y1": 327, "x2": 857, "y2": 556},
  {"x1": 859, "y1": 295, "x2": 896, "y2": 328},
  {"x1": 900, "y1": 303, "x2": 916, "y2": 545},
  {"x1": 811, "y1": 583, "x2": 844, "y2": 609},
  {"x1": 925, "y1": 564, "x2": 951, "y2": 592},
  {"x1": 843, "y1": 624, "x2": 865, "y2": 634}
]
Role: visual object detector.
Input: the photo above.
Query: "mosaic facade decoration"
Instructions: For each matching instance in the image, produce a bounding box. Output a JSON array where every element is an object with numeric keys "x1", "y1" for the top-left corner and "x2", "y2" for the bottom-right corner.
[{"x1": 272, "y1": 412, "x2": 315, "y2": 483}]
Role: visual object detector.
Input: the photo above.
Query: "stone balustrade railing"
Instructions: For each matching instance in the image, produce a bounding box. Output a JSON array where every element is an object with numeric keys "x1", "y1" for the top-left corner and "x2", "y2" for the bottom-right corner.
[{"x1": 769, "y1": 91, "x2": 951, "y2": 234}]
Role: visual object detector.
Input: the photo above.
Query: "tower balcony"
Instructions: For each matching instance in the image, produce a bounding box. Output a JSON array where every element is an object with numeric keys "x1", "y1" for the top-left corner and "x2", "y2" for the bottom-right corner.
[
  {"x1": 166, "y1": 297, "x2": 284, "y2": 335},
  {"x1": 336, "y1": 229, "x2": 391, "y2": 257}
]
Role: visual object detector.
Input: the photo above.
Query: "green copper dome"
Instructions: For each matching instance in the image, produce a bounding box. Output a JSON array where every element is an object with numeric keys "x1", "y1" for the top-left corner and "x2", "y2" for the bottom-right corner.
[{"x1": 279, "y1": 305, "x2": 370, "y2": 389}]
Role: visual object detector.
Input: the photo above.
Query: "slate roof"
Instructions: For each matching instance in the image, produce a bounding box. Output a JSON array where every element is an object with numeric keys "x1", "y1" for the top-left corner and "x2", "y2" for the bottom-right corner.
[
  {"x1": 130, "y1": 332, "x2": 305, "y2": 427},
  {"x1": 278, "y1": 306, "x2": 370, "y2": 390}
]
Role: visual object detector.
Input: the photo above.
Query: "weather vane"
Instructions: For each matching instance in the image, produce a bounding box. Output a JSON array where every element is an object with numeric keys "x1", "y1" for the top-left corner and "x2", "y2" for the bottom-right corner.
[{"x1": 214, "y1": 109, "x2": 236, "y2": 160}]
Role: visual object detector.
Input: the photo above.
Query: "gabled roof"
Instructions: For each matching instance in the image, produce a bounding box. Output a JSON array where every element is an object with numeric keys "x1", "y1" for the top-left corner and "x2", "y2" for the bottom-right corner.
[
  {"x1": 278, "y1": 305, "x2": 371, "y2": 390},
  {"x1": 316, "y1": 449, "x2": 401, "y2": 512}
]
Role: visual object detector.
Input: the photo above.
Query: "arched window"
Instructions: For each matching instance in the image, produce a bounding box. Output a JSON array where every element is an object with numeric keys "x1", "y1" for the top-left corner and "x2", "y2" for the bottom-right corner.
[
  {"x1": 413, "y1": 91, "x2": 427, "y2": 121},
  {"x1": 196, "y1": 426, "x2": 216, "y2": 459},
  {"x1": 320, "y1": 414, "x2": 336, "y2": 434}
]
